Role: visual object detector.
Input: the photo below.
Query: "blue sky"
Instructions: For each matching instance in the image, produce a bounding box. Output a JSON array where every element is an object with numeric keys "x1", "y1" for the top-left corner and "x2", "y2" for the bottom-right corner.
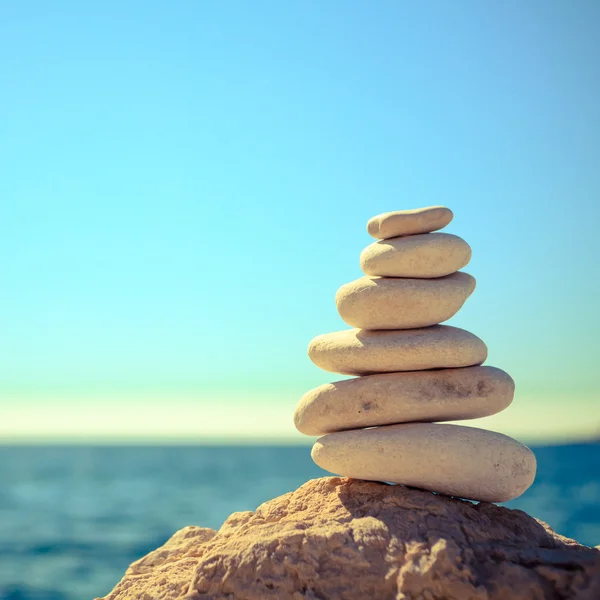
[{"x1": 1, "y1": 1, "x2": 598, "y2": 442}]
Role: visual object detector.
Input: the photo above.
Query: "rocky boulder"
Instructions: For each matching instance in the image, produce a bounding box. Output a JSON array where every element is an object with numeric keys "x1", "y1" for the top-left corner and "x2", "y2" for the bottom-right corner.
[{"x1": 98, "y1": 477, "x2": 600, "y2": 600}]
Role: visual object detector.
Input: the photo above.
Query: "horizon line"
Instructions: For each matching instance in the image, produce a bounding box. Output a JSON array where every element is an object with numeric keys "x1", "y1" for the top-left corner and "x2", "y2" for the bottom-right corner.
[{"x1": 0, "y1": 432, "x2": 598, "y2": 447}]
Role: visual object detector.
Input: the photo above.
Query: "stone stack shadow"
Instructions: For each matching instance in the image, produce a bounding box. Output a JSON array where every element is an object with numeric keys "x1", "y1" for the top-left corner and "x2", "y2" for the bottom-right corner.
[{"x1": 294, "y1": 206, "x2": 536, "y2": 502}]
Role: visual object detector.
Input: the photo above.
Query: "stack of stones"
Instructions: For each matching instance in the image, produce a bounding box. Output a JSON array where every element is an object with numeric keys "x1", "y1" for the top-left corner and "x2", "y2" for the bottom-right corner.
[{"x1": 294, "y1": 207, "x2": 536, "y2": 502}]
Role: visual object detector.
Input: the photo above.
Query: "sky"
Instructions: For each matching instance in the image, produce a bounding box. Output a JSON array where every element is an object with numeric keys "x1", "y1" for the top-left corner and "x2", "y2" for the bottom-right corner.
[{"x1": 1, "y1": 1, "x2": 599, "y2": 444}]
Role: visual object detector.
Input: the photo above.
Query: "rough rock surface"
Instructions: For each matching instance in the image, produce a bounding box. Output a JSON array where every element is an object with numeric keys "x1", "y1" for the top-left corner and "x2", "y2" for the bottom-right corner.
[{"x1": 98, "y1": 477, "x2": 600, "y2": 600}]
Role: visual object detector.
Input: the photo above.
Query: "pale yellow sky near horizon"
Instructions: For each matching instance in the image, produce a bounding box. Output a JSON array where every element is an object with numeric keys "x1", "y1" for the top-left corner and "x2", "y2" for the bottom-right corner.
[{"x1": 0, "y1": 392, "x2": 597, "y2": 445}]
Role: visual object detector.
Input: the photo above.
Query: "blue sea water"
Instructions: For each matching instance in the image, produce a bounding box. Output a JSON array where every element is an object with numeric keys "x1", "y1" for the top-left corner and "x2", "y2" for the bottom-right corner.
[{"x1": 0, "y1": 443, "x2": 598, "y2": 600}]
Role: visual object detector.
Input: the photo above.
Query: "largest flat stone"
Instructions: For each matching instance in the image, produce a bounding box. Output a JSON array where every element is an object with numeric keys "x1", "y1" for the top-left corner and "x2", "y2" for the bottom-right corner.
[
  {"x1": 312, "y1": 423, "x2": 537, "y2": 502},
  {"x1": 294, "y1": 366, "x2": 514, "y2": 435},
  {"x1": 308, "y1": 325, "x2": 487, "y2": 375},
  {"x1": 336, "y1": 272, "x2": 475, "y2": 330},
  {"x1": 361, "y1": 233, "x2": 472, "y2": 278}
]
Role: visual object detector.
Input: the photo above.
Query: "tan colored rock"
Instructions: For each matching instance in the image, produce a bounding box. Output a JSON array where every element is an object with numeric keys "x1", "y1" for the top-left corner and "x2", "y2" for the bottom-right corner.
[
  {"x1": 98, "y1": 477, "x2": 600, "y2": 600},
  {"x1": 308, "y1": 325, "x2": 487, "y2": 375},
  {"x1": 294, "y1": 366, "x2": 514, "y2": 435},
  {"x1": 98, "y1": 525, "x2": 217, "y2": 599},
  {"x1": 367, "y1": 206, "x2": 453, "y2": 239},
  {"x1": 336, "y1": 272, "x2": 475, "y2": 330},
  {"x1": 312, "y1": 423, "x2": 536, "y2": 502},
  {"x1": 361, "y1": 232, "x2": 472, "y2": 278}
]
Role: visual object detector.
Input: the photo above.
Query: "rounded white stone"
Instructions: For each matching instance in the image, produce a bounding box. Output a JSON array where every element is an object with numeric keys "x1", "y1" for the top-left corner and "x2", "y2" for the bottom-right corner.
[
  {"x1": 294, "y1": 366, "x2": 514, "y2": 436},
  {"x1": 367, "y1": 206, "x2": 453, "y2": 239},
  {"x1": 308, "y1": 325, "x2": 487, "y2": 375},
  {"x1": 360, "y1": 233, "x2": 472, "y2": 279},
  {"x1": 311, "y1": 423, "x2": 536, "y2": 502},
  {"x1": 336, "y1": 272, "x2": 476, "y2": 330}
]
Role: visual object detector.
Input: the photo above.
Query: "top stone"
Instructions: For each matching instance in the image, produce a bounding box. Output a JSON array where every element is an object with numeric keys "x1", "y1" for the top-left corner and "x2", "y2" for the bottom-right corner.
[{"x1": 367, "y1": 206, "x2": 453, "y2": 239}]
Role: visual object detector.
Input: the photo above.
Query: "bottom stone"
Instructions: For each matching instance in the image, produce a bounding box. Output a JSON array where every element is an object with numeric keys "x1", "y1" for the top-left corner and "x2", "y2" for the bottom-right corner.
[{"x1": 311, "y1": 423, "x2": 536, "y2": 502}]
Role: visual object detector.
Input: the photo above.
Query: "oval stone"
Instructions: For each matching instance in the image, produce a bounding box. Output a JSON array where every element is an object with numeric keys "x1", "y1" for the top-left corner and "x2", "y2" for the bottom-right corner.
[
  {"x1": 336, "y1": 272, "x2": 475, "y2": 330},
  {"x1": 311, "y1": 423, "x2": 536, "y2": 502},
  {"x1": 360, "y1": 233, "x2": 472, "y2": 278},
  {"x1": 308, "y1": 325, "x2": 487, "y2": 375},
  {"x1": 367, "y1": 206, "x2": 453, "y2": 239},
  {"x1": 294, "y1": 366, "x2": 514, "y2": 436}
]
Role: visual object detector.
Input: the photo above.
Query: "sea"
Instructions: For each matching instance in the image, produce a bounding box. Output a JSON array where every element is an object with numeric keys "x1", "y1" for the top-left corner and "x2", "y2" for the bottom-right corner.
[{"x1": 0, "y1": 443, "x2": 598, "y2": 600}]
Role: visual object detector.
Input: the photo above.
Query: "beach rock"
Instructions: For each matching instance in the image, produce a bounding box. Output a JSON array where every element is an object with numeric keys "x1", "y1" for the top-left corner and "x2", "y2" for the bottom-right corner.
[
  {"x1": 308, "y1": 325, "x2": 487, "y2": 375},
  {"x1": 98, "y1": 477, "x2": 600, "y2": 600},
  {"x1": 361, "y1": 232, "x2": 472, "y2": 278},
  {"x1": 312, "y1": 423, "x2": 536, "y2": 502},
  {"x1": 294, "y1": 366, "x2": 514, "y2": 435},
  {"x1": 367, "y1": 206, "x2": 453, "y2": 239},
  {"x1": 336, "y1": 272, "x2": 476, "y2": 330}
]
